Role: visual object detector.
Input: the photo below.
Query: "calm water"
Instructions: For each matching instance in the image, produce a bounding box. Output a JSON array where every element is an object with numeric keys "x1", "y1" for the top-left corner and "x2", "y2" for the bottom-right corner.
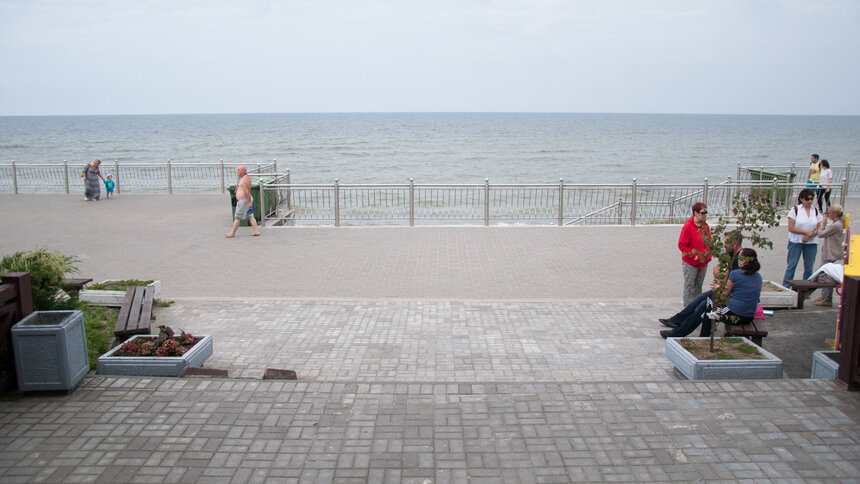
[{"x1": 1, "y1": 113, "x2": 859, "y2": 184}]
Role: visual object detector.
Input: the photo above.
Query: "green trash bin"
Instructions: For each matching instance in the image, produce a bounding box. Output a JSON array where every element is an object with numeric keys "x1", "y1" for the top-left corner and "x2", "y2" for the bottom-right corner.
[
  {"x1": 228, "y1": 178, "x2": 276, "y2": 226},
  {"x1": 749, "y1": 168, "x2": 796, "y2": 204}
]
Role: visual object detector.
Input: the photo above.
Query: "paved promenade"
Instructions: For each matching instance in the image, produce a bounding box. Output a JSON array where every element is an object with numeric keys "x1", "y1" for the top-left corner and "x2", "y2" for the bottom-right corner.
[{"x1": 1, "y1": 194, "x2": 859, "y2": 483}]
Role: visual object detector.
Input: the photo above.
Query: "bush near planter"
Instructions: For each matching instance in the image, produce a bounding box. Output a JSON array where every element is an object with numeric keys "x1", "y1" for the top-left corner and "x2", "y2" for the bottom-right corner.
[{"x1": 0, "y1": 249, "x2": 79, "y2": 310}]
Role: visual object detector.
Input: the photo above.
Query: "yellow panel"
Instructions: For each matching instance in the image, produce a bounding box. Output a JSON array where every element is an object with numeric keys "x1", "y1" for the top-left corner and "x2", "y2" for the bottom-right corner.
[{"x1": 846, "y1": 234, "x2": 860, "y2": 276}]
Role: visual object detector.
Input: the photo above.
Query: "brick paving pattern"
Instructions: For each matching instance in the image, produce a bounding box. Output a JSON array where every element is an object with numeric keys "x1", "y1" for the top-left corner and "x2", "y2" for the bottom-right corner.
[{"x1": 0, "y1": 194, "x2": 859, "y2": 482}]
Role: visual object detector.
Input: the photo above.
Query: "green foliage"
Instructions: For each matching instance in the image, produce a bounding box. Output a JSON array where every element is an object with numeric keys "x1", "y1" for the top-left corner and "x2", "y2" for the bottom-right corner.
[
  {"x1": 690, "y1": 192, "x2": 781, "y2": 352},
  {"x1": 79, "y1": 303, "x2": 117, "y2": 369},
  {"x1": 0, "y1": 249, "x2": 79, "y2": 310},
  {"x1": 87, "y1": 279, "x2": 154, "y2": 290},
  {"x1": 153, "y1": 299, "x2": 174, "y2": 308}
]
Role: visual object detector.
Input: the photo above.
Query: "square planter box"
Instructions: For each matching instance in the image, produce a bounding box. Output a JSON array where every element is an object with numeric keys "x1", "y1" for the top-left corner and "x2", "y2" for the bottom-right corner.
[
  {"x1": 811, "y1": 350, "x2": 839, "y2": 379},
  {"x1": 97, "y1": 334, "x2": 213, "y2": 377},
  {"x1": 665, "y1": 337, "x2": 783, "y2": 380},
  {"x1": 759, "y1": 280, "x2": 797, "y2": 309},
  {"x1": 11, "y1": 310, "x2": 89, "y2": 392},
  {"x1": 79, "y1": 280, "x2": 161, "y2": 306}
]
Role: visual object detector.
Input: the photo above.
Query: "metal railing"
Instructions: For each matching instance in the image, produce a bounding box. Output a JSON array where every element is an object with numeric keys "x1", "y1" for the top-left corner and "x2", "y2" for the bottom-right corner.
[
  {"x1": 0, "y1": 160, "x2": 278, "y2": 194},
  {"x1": 737, "y1": 162, "x2": 857, "y2": 195},
  {"x1": 259, "y1": 177, "x2": 849, "y2": 227}
]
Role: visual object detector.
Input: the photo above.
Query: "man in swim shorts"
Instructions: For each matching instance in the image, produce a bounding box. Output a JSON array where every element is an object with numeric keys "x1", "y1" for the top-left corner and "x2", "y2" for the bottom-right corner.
[{"x1": 225, "y1": 165, "x2": 260, "y2": 237}]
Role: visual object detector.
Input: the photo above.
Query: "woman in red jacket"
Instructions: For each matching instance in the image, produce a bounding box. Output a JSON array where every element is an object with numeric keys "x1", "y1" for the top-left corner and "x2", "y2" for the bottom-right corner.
[{"x1": 678, "y1": 202, "x2": 712, "y2": 306}]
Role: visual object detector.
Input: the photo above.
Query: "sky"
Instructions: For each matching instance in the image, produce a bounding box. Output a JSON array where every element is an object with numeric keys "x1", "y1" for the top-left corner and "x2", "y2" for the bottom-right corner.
[{"x1": 1, "y1": 0, "x2": 859, "y2": 116}]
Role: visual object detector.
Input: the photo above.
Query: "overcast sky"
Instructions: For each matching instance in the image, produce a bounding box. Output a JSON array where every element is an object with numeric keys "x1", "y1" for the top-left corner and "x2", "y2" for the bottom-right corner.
[{"x1": 1, "y1": 0, "x2": 858, "y2": 116}]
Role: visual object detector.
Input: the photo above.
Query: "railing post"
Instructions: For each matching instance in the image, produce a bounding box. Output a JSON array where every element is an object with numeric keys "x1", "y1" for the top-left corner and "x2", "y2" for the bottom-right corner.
[
  {"x1": 726, "y1": 176, "x2": 732, "y2": 214},
  {"x1": 167, "y1": 159, "x2": 173, "y2": 194},
  {"x1": 11, "y1": 161, "x2": 17, "y2": 194},
  {"x1": 334, "y1": 178, "x2": 340, "y2": 227},
  {"x1": 703, "y1": 177, "x2": 709, "y2": 206},
  {"x1": 630, "y1": 178, "x2": 637, "y2": 225},
  {"x1": 113, "y1": 159, "x2": 119, "y2": 194},
  {"x1": 557, "y1": 178, "x2": 564, "y2": 226},
  {"x1": 771, "y1": 179, "x2": 778, "y2": 210},
  {"x1": 63, "y1": 160, "x2": 69, "y2": 194},
  {"x1": 409, "y1": 178, "x2": 415, "y2": 227},
  {"x1": 847, "y1": 162, "x2": 852, "y2": 195},
  {"x1": 220, "y1": 159, "x2": 225, "y2": 193},
  {"x1": 285, "y1": 168, "x2": 292, "y2": 212},
  {"x1": 842, "y1": 177, "x2": 848, "y2": 207},
  {"x1": 273, "y1": 159, "x2": 277, "y2": 175},
  {"x1": 669, "y1": 196, "x2": 675, "y2": 222},
  {"x1": 484, "y1": 178, "x2": 490, "y2": 226},
  {"x1": 617, "y1": 197, "x2": 623, "y2": 225},
  {"x1": 260, "y1": 179, "x2": 267, "y2": 227},
  {"x1": 736, "y1": 162, "x2": 741, "y2": 181}
]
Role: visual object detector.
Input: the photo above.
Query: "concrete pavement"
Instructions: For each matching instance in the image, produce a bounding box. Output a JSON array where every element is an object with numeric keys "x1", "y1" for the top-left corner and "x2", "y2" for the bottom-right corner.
[{"x1": 0, "y1": 194, "x2": 859, "y2": 483}]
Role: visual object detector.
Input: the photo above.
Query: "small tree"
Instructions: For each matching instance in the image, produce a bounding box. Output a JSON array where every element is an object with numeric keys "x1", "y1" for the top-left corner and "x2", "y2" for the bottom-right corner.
[{"x1": 691, "y1": 191, "x2": 781, "y2": 351}]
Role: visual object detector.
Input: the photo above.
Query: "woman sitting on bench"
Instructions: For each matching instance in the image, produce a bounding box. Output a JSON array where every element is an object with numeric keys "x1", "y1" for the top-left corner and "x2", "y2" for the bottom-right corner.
[{"x1": 660, "y1": 248, "x2": 762, "y2": 338}]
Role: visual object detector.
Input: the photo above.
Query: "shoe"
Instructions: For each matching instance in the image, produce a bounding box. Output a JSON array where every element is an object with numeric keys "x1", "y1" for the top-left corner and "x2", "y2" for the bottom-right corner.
[
  {"x1": 659, "y1": 318, "x2": 678, "y2": 328},
  {"x1": 815, "y1": 300, "x2": 832, "y2": 307},
  {"x1": 814, "y1": 297, "x2": 825, "y2": 304},
  {"x1": 660, "y1": 330, "x2": 674, "y2": 339}
]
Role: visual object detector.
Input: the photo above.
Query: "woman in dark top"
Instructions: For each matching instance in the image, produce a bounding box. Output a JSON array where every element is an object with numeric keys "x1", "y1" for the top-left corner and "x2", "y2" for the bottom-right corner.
[{"x1": 660, "y1": 248, "x2": 762, "y2": 338}]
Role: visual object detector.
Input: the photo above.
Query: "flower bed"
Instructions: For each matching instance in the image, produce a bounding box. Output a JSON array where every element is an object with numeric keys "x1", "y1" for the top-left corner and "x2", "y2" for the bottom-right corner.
[
  {"x1": 97, "y1": 327, "x2": 212, "y2": 377},
  {"x1": 759, "y1": 280, "x2": 796, "y2": 309},
  {"x1": 665, "y1": 336, "x2": 783, "y2": 380},
  {"x1": 79, "y1": 279, "x2": 161, "y2": 306}
]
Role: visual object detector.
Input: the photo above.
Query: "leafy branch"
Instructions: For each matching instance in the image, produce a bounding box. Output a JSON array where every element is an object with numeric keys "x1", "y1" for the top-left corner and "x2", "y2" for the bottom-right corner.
[{"x1": 694, "y1": 192, "x2": 781, "y2": 351}]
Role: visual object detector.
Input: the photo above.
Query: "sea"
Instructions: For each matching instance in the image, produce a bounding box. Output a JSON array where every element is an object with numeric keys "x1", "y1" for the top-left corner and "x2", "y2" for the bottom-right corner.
[{"x1": 1, "y1": 113, "x2": 859, "y2": 185}]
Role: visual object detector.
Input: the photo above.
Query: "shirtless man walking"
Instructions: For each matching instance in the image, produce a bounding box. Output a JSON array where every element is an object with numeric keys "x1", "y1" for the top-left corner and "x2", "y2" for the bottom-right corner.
[{"x1": 225, "y1": 165, "x2": 260, "y2": 238}]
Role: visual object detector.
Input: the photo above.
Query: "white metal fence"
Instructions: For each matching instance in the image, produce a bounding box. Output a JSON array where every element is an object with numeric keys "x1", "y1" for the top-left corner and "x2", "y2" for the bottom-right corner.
[
  {"x1": 260, "y1": 176, "x2": 849, "y2": 227},
  {"x1": 1, "y1": 161, "x2": 853, "y2": 226},
  {"x1": 0, "y1": 160, "x2": 278, "y2": 194}
]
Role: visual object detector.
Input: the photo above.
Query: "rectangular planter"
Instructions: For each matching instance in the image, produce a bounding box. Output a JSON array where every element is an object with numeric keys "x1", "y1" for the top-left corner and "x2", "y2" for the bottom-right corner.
[
  {"x1": 79, "y1": 280, "x2": 161, "y2": 306},
  {"x1": 97, "y1": 334, "x2": 213, "y2": 377},
  {"x1": 665, "y1": 337, "x2": 783, "y2": 380},
  {"x1": 11, "y1": 310, "x2": 89, "y2": 392},
  {"x1": 811, "y1": 350, "x2": 839, "y2": 379},
  {"x1": 759, "y1": 280, "x2": 797, "y2": 309}
]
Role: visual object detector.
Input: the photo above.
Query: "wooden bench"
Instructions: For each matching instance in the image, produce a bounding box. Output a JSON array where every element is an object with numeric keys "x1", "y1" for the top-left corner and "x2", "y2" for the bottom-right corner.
[
  {"x1": 114, "y1": 286, "x2": 155, "y2": 339},
  {"x1": 785, "y1": 279, "x2": 840, "y2": 309},
  {"x1": 61, "y1": 277, "x2": 93, "y2": 292},
  {"x1": 724, "y1": 319, "x2": 769, "y2": 347}
]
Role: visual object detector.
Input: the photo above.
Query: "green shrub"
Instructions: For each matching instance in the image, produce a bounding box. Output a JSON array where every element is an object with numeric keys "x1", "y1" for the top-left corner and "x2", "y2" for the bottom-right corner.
[
  {"x1": 0, "y1": 249, "x2": 79, "y2": 310},
  {"x1": 79, "y1": 303, "x2": 117, "y2": 369}
]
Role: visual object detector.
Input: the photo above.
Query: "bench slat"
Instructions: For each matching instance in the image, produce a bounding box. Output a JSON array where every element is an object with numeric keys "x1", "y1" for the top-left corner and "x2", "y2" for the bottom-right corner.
[
  {"x1": 725, "y1": 320, "x2": 769, "y2": 347},
  {"x1": 137, "y1": 286, "x2": 155, "y2": 332},
  {"x1": 126, "y1": 286, "x2": 144, "y2": 332},
  {"x1": 114, "y1": 287, "x2": 136, "y2": 335}
]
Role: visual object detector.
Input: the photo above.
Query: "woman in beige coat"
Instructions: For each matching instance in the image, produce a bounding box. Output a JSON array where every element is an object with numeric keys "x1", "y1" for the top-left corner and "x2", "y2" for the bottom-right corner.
[{"x1": 815, "y1": 204, "x2": 846, "y2": 306}]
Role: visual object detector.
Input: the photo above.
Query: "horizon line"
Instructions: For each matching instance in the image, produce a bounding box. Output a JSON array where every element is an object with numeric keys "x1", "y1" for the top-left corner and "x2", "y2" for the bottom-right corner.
[{"x1": 2, "y1": 111, "x2": 859, "y2": 118}]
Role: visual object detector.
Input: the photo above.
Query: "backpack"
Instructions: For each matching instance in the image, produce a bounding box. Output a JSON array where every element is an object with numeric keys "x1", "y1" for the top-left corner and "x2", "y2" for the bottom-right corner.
[{"x1": 791, "y1": 205, "x2": 819, "y2": 217}]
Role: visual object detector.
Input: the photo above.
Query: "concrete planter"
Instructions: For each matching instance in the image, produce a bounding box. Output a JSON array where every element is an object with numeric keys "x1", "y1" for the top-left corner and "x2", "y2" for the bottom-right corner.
[
  {"x1": 79, "y1": 280, "x2": 161, "y2": 306},
  {"x1": 97, "y1": 334, "x2": 213, "y2": 377},
  {"x1": 11, "y1": 310, "x2": 89, "y2": 392},
  {"x1": 759, "y1": 280, "x2": 797, "y2": 309},
  {"x1": 811, "y1": 351, "x2": 839, "y2": 379},
  {"x1": 665, "y1": 337, "x2": 783, "y2": 380}
]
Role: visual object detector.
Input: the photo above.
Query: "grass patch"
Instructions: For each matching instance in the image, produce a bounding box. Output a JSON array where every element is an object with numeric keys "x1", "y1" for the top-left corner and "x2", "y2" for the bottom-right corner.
[
  {"x1": 78, "y1": 303, "x2": 117, "y2": 369},
  {"x1": 154, "y1": 299, "x2": 174, "y2": 308},
  {"x1": 87, "y1": 279, "x2": 154, "y2": 291}
]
